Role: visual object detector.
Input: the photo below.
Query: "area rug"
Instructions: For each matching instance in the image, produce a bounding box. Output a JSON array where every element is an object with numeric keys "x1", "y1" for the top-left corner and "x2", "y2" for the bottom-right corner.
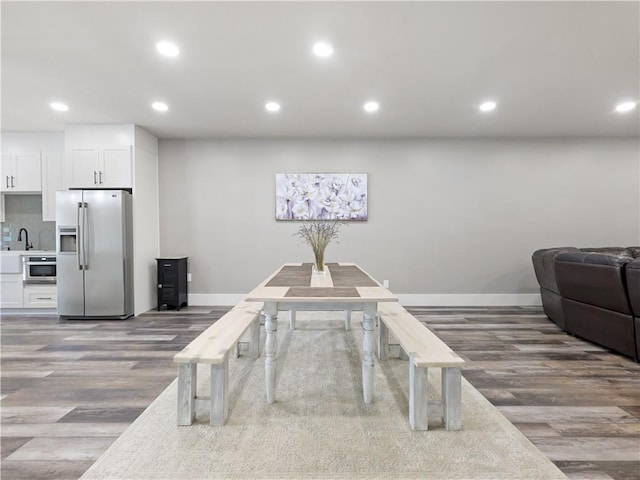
[{"x1": 81, "y1": 312, "x2": 566, "y2": 480}]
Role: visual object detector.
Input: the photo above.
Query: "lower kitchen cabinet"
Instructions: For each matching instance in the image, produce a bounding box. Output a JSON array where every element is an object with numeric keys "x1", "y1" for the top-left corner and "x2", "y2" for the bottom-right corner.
[
  {"x1": 23, "y1": 284, "x2": 57, "y2": 308},
  {"x1": 0, "y1": 274, "x2": 24, "y2": 308}
]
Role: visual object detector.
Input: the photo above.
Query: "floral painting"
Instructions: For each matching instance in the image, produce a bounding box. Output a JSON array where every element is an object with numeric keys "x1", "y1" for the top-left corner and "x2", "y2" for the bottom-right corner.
[{"x1": 275, "y1": 173, "x2": 368, "y2": 221}]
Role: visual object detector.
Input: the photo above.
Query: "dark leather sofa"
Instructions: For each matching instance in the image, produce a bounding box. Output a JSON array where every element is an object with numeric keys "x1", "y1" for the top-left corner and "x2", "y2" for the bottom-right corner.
[{"x1": 532, "y1": 246, "x2": 640, "y2": 360}]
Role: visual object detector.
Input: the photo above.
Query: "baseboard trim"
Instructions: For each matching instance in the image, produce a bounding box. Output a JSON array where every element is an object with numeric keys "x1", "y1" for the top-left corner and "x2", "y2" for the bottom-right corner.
[
  {"x1": 189, "y1": 294, "x2": 247, "y2": 306},
  {"x1": 189, "y1": 293, "x2": 542, "y2": 307},
  {"x1": 0, "y1": 308, "x2": 57, "y2": 316},
  {"x1": 397, "y1": 294, "x2": 542, "y2": 306}
]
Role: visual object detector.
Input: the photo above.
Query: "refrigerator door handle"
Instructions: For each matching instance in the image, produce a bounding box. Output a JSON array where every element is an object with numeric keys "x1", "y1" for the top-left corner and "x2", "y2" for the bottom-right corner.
[
  {"x1": 77, "y1": 202, "x2": 83, "y2": 270},
  {"x1": 82, "y1": 202, "x2": 89, "y2": 270}
]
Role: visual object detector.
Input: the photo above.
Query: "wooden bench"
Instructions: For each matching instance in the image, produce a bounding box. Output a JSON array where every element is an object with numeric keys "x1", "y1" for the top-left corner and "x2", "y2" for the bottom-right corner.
[
  {"x1": 377, "y1": 302, "x2": 465, "y2": 431},
  {"x1": 173, "y1": 301, "x2": 263, "y2": 426}
]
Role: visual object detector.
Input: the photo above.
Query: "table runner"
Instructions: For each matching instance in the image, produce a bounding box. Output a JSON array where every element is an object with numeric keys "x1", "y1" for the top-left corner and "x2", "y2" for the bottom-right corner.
[
  {"x1": 285, "y1": 287, "x2": 360, "y2": 298},
  {"x1": 266, "y1": 263, "x2": 378, "y2": 288},
  {"x1": 265, "y1": 264, "x2": 313, "y2": 287},
  {"x1": 327, "y1": 263, "x2": 379, "y2": 287}
]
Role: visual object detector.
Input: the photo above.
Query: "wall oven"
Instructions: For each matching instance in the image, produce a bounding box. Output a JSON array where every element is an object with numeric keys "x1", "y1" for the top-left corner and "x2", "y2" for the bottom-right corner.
[{"x1": 22, "y1": 254, "x2": 57, "y2": 284}]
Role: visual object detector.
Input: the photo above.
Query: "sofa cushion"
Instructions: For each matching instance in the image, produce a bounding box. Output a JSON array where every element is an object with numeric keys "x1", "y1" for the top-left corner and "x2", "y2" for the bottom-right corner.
[
  {"x1": 580, "y1": 247, "x2": 634, "y2": 256},
  {"x1": 555, "y1": 252, "x2": 633, "y2": 314},
  {"x1": 626, "y1": 246, "x2": 640, "y2": 258}
]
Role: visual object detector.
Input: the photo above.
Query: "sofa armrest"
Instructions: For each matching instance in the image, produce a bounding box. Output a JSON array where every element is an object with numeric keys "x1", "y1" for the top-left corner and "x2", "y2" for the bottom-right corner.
[
  {"x1": 531, "y1": 247, "x2": 579, "y2": 294},
  {"x1": 627, "y1": 259, "x2": 640, "y2": 316}
]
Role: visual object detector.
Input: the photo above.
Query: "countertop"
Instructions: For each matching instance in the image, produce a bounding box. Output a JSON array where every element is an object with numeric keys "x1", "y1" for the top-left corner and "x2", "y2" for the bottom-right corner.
[{"x1": 1, "y1": 250, "x2": 54, "y2": 255}]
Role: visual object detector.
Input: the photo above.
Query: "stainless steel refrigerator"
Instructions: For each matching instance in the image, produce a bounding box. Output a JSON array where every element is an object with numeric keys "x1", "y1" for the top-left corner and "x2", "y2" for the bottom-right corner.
[{"x1": 56, "y1": 189, "x2": 133, "y2": 319}]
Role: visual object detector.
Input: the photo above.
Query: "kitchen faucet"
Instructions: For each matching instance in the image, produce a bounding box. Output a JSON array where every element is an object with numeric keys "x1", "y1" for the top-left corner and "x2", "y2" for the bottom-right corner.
[{"x1": 17, "y1": 228, "x2": 33, "y2": 251}]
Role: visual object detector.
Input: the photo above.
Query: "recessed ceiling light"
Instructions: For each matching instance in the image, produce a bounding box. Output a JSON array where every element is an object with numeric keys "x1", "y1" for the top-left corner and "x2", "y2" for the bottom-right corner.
[
  {"x1": 479, "y1": 101, "x2": 497, "y2": 112},
  {"x1": 363, "y1": 101, "x2": 379, "y2": 113},
  {"x1": 152, "y1": 101, "x2": 169, "y2": 112},
  {"x1": 49, "y1": 101, "x2": 69, "y2": 112},
  {"x1": 156, "y1": 41, "x2": 180, "y2": 57},
  {"x1": 265, "y1": 101, "x2": 281, "y2": 113},
  {"x1": 615, "y1": 101, "x2": 637, "y2": 113},
  {"x1": 313, "y1": 42, "x2": 334, "y2": 58}
]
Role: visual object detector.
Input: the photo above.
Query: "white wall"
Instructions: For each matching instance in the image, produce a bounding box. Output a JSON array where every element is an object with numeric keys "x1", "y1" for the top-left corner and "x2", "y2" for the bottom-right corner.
[
  {"x1": 158, "y1": 138, "x2": 640, "y2": 305},
  {"x1": 1, "y1": 132, "x2": 64, "y2": 152}
]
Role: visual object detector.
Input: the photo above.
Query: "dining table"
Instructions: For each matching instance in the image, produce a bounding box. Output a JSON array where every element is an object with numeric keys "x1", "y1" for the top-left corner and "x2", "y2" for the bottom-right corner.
[{"x1": 244, "y1": 262, "x2": 398, "y2": 404}]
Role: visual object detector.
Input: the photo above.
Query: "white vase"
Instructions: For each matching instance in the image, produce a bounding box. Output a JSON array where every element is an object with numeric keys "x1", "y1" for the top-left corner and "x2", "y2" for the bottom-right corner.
[{"x1": 312, "y1": 262, "x2": 326, "y2": 275}]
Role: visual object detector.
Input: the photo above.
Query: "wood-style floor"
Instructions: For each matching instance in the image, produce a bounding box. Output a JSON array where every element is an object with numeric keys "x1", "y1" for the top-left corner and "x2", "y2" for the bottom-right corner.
[{"x1": 1, "y1": 306, "x2": 639, "y2": 480}]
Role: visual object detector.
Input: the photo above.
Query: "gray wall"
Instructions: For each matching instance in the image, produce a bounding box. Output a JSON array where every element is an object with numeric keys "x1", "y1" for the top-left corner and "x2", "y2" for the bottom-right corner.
[{"x1": 158, "y1": 138, "x2": 639, "y2": 299}]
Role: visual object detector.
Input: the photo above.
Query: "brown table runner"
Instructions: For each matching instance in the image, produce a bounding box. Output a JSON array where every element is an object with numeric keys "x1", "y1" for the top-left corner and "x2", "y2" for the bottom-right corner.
[
  {"x1": 265, "y1": 264, "x2": 313, "y2": 287},
  {"x1": 325, "y1": 263, "x2": 379, "y2": 287},
  {"x1": 285, "y1": 287, "x2": 360, "y2": 298}
]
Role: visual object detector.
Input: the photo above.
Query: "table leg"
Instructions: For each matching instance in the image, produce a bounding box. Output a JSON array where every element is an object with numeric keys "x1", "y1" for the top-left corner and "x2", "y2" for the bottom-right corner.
[
  {"x1": 362, "y1": 303, "x2": 376, "y2": 404},
  {"x1": 344, "y1": 309, "x2": 351, "y2": 330},
  {"x1": 264, "y1": 302, "x2": 278, "y2": 404}
]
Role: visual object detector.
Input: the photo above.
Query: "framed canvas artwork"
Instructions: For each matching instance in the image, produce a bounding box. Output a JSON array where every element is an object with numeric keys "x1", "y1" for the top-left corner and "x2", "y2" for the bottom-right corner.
[{"x1": 275, "y1": 173, "x2": 368, "y2": 221}]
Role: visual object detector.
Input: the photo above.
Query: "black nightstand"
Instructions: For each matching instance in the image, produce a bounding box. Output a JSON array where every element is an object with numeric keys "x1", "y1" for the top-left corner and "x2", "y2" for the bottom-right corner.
[{"x1": 156, "y1": 257, "x2": 188, "y2": 311}]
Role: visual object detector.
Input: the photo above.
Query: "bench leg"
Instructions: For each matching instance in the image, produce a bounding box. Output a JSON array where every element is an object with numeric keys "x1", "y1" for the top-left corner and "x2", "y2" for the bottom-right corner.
[
  {"x1": 409, "y1": 359, "x2": 429, "y2": 431},
  {"x1": 210, "y1": 356, "x2": 229, "y2": 426},
  {"x1": 442, "y1": 367, "x2": 462, "y2": 431},
  {"x1": 377, "y1": 315, "x2": 389, "y2": 361},
  {"x1": 362, "y1": 304, "x2": 376, "y2": 404},
  {"x1": 177, "y1": 363, "x2": 196, "y2": 426},
  {"x1": 289, "y1": 310, "x2": 296, "y2": 330},
  {"x1": 399, "y1": 347, "x2": 410, "y2": 361},
  {"x1": 249, "y1": 315, "x2": 260, "y2": 359},
  {"x1": 344, "y1": 309, "x2": 351, "y2": 330},
  {"x1": 264, "y1": 302, "x2": 278, "y2": 404}
]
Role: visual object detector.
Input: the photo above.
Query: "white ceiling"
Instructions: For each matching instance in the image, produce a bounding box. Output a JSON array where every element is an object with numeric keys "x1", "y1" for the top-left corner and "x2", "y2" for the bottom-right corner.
[{"x1": 2, "y1": 1, "x2": 639, "y2": 139}]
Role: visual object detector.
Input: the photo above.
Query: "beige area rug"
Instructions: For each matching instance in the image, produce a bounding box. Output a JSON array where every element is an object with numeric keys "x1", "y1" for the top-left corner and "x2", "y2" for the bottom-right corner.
[{"x1": 81, "y1": 312, "x2": 567, "y2": 480}]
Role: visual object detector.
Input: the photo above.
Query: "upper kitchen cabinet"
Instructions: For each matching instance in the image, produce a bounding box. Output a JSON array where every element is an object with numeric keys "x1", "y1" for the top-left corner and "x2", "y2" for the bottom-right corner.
[
  {"x1": 1, "y1": 152, "x2": 42, "y2": 192},
  {"x1": 1, "y1": 133, "x2": 63, "y2": 221},
  {"x1": 66, "y1": 145, "x2": 132, "y2": 188}
]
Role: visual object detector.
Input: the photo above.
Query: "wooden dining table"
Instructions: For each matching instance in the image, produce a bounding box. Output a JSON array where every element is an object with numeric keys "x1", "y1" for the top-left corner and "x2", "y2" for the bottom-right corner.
[{"x1": 244, "y1": 262, "x2": 398, "y2": 404}]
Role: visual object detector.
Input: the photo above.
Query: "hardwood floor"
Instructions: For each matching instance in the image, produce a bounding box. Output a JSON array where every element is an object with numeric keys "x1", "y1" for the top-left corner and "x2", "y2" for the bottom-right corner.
[
  {"x1": 411, "y1": 306, "x2": 640, "y2": 480},
  {"x1": 0, "y1": 308, "x2": 220, "y2": 480},
  {"x1": 1, "y1": 306, "x2": 639, "y2": 480}
]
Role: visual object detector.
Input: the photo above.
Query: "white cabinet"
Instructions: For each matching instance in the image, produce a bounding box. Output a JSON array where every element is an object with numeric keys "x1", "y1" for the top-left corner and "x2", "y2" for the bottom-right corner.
[
  {"x1": 0, "y1": 274, "x2": 24, "y2": 308},
  {"x1": 66, "y1": 146, "x2": 132, "y2": 188},
  {"x1": 1, "y1": 254, "x2": 24, "y2": 308},
  {"x1": 1, "y1": 152, "x2": 42, "y2": 192},
  {"x1": 41, "y1": 152, "x2": 63, "y2": 221},
  {"x1": 23, "y1": 285, "x2": 57, "y2": 308}
]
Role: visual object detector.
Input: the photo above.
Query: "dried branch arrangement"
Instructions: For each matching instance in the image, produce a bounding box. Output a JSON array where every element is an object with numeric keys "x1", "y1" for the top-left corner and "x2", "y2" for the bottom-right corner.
[{"x1": 293, "y1": 221, "x2": 343, "y2": 272}]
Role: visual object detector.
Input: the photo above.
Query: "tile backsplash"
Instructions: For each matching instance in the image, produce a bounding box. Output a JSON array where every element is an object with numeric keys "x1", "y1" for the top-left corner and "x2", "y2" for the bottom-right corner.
[{"x1": 1, "y1": 194, "x2": 56, "y2": 251}]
